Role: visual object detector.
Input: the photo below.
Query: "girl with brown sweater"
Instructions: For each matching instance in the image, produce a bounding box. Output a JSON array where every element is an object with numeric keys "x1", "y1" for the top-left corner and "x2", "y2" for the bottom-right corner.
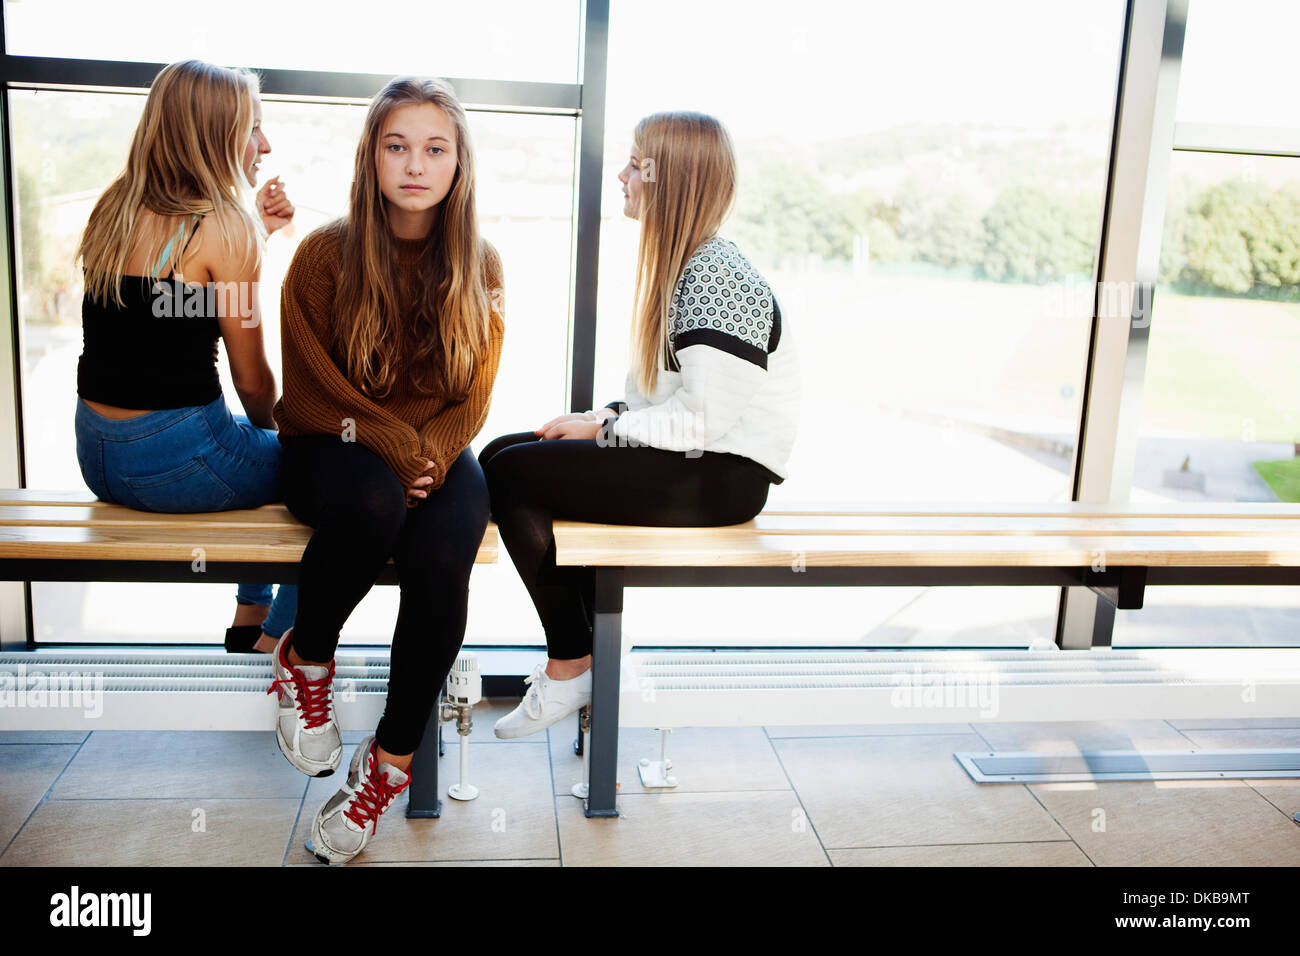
[{"x1": 268, "y1": 77, "x2": 504, "y2": 864}]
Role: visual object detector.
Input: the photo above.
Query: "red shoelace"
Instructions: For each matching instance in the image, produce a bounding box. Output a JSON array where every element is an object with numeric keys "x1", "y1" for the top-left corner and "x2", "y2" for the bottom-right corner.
[
  {"x1": 267, "y1": 658, "x2": 336, "y2": 729},
  {"x1": 343, "y1": 748, "x2": 410, "y2": 834}
]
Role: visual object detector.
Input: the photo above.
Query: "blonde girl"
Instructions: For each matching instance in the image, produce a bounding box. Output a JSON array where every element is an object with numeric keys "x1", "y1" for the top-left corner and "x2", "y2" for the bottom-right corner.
[
  {"x1": 74, "y1": 59, "x2": 297, "y2": 654},
  {"x1": 481, "y1": 111, "x2": 799, "y2": 738}
]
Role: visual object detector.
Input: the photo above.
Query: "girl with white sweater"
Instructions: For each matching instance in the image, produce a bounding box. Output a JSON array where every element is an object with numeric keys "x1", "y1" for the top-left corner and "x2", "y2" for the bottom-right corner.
[{"x1": 480, "y1": 111, "x2": 799, "y2": 737}]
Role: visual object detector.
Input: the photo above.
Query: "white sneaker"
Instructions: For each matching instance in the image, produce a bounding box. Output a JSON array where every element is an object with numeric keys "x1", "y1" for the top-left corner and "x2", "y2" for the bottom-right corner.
[
  {"x1": 493, "y1": 662, "x2": 591, "y2": 739},
  {"x1": 267, "y1": 628, "x2": 342, "y2": 777},
  {"x1": 308, "y1": 736, "x2": 409, "y2": 865}
]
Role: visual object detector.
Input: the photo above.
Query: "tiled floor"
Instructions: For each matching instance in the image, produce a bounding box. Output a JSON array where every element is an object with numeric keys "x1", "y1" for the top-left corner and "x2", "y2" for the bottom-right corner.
[{"x1": 2, "y1": 708, "x2": 1298, "y2": 866}]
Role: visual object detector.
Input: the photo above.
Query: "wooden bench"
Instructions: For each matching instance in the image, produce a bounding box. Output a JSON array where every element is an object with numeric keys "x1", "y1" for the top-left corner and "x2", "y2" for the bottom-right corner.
[
  {"x1": 0, "y1": 488, "x2": 497, "y2": 818},
  {"x1": 5, "y1": 493, "x2": 1300, "y2": 818},
  {"x1": 553, "y1": 503, "x2": 1300, "y2": 816}
]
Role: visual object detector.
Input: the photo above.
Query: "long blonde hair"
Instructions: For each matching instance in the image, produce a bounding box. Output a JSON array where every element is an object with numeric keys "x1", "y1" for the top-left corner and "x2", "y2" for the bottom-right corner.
[
  {"x1": 629, "y1": 111, "x2": 737, "y2": 395},
  {"x1": 79, "y1": 59, "x2": 260, "y2": 306},
  {"x1": 330, "y1": 76, "x2": 496, "y2": 400}
]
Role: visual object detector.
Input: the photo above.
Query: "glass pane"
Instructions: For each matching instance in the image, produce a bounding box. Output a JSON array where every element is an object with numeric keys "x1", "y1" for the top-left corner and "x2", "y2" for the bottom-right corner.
[
  {"x1": 2, "y1": 0, "x2": 581, "y2": 84},
  {"x1": 595, "y1": 0, "x2": 1125, "y2": 648},
  {"x1": 1114, "y1": 150, "x2": 1300, "y2": 647},
  {"x1": 13, "y1": 88, "x2": 575, "y2": 646},
  {"x1": 1177, "y1": 0, "x2": 1300, "y2": 129}
]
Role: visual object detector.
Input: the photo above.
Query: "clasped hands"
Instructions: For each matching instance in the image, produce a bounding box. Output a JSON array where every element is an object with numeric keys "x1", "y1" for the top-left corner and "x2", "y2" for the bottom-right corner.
[
  {"x1": 534, "y1": 410, "x2": 612, "y2": 442},
  {"x1": 406, "y1": 412, "x2": 612, "y2": 504}
]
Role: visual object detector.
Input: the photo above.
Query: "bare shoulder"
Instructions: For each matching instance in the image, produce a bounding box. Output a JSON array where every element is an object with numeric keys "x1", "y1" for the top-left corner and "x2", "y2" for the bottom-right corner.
[{"x1": 196, "y1": 205, "x2": 260, "y2": 280}]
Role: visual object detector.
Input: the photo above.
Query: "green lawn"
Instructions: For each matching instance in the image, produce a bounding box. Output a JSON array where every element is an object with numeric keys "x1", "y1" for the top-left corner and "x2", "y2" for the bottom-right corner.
[
  {"x1": 769, "y1": 272, "x2": 1300, "y2": 442},
  {"x1": 1143, "y1": 293, "x2": 1300, "y2": 442},
  {"x1": 1254, "y1": 458, "x2": 1300, "y2": 502}
]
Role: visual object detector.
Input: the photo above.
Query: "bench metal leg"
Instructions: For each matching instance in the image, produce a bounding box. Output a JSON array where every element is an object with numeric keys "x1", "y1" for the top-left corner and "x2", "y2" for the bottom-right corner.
[
  {"x1": 406, "y1": 690, "x2": 443, "y2": 818},
  {"x1": 585, "y1": 567, "x2": 624, "y2": 818}
]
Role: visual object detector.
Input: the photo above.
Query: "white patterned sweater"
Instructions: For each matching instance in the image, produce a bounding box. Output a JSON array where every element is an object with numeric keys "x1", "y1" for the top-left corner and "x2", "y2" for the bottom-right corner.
[{"x1": 606, "y1": 236, "x2": 800, "y2": 481}]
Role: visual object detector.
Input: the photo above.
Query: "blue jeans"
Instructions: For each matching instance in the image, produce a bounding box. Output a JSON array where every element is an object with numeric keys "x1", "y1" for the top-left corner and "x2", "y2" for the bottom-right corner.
[{"x1": 74, "y1": 393, "x2": 297, "y2": 639}]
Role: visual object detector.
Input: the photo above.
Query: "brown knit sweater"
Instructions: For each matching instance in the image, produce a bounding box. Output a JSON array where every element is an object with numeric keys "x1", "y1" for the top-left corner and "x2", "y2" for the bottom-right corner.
[{"x1": 272, "y1": 225, "x2": 504, "y2": 500}]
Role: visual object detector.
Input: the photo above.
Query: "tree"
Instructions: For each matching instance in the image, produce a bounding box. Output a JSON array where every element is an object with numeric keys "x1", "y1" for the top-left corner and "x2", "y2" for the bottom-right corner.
[{"x1": 981, "y1": 185, "x2": 1094, "y2": 281}]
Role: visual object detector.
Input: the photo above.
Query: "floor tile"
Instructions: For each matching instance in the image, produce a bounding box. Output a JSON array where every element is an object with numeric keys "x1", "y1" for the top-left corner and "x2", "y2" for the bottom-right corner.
[
  {"x1": 1031, "y1": 780, "x2": 1300, "y2": 866},
  {"x1": 971, "y1": 720, "x2": 1192, "y2": 752},
  {"x1": 1244, "y1": 780, "x2": 1300, "y2": 821},
  {"x1": 556, "y1": 790, "x2": 829, "y2": 866},
  {"x1": 765, "y1": 723, "x2": 976, "y2": 738},
  {"x1": 0, "y1": 745, "x2": 77, "y2": 852},
  {"x1": 774, "y1": 734, "x2": 1067, "y2": 849},
  {"x1": 547, "y1": 726, "x2": 791, "y2": 796},
  {"x1": 830, "y1": 842, "x2": 1091, "y2": 866},
  {"x1": 0, "y1": 799, "x2": 300, "y2": 866},
  {"x1": 285, "y1": 741, "x2": 557, "y2": 865},
  {"x1": 1167, "y1": 718, "x2": 1300, "y2": 731},
  {"x1": 52, "y1": 732, "x2": 309, "y2": 800},
  {"x1": 0, "y1": 732, "x2": 89, "y2": 744},
  {"x1": 1175, "y1": 728, "x2": 1300, "y2": 750}
]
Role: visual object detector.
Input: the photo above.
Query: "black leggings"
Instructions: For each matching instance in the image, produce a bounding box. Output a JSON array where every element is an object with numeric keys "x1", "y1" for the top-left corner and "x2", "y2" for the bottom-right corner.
[
  {"x1": 479, "y1": 431, "x2": 772, "y2": 659},
  {"x1": 280, "y1": 435, "x2": 489, "y2": 755}
]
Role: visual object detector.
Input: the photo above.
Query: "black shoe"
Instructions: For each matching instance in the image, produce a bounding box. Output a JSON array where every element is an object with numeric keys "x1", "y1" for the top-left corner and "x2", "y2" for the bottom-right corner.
[{"x1": 224, "y1": 625, "x2": 264, "y2": 653}]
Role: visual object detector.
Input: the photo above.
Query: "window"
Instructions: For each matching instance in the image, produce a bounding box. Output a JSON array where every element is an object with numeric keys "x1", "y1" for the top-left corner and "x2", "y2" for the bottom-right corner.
[
  {"x1": 1114, "y1": 154, "x2": 1300, "y2": 646},
  {"x1": 1111, "y1": 0, "x2": 1300, "y2": 647},
  {"x1": 11, "y1": 88, "x2": 577, "y2": 645},
  {"x1": 2, "y1": 0, "x2": 581, "y2": 84},
  {"x1": 591, "y1": 0, "x2": 1126, "y2": 648}
]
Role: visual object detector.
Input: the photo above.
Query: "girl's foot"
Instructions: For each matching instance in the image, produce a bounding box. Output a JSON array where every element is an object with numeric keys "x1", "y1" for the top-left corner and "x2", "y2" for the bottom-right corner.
[
  {"x1": 268, "y1": 628, "x2": 342, "y2": 776},
  {"x1": 309, "y1": 736, "x2": 409, "y2": 865},
  {"x1": 493, "y1": 661, "x2": 592, "y2": 739}
]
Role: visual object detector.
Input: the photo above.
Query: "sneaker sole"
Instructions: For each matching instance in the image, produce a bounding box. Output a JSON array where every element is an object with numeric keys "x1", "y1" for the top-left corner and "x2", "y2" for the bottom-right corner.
[
  {"x1": 304, "y1": 838, "x2": 336, "y2": 866},
  {"x1": 275, "y1": 721, "x2": 341, "y2": 777},
  {"x1": 307, "y1": 822, "x2": 360, "y2": 865}
]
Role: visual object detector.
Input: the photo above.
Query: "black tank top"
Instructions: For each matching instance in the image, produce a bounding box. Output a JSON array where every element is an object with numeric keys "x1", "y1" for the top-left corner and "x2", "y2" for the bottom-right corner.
[{"x1": 76, "y1": 215, "x2": 222, "y2": 410}]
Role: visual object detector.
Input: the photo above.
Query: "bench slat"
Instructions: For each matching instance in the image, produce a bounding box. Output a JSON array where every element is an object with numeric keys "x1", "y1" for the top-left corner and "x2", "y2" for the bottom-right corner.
[
  {"x1": 9, "y1": 490, "x2": 1298, "y2": 520},
  {"x1": 554, "y1": 514, "x2": 1300, "y2": 537},
  {"x1": 759, "y1": 501, "x2": 1300, "y2": 518},
  {"x1": 0, "y1": 504, "x2": 298, "y2": 528},
  {"x1": 0, "y1": 524, "x2": 497, "y2": 563},
  {"x1": 9, "y1": 506, "x2": 1299, "y2": 537},
  {"x1": 553, "y1": 526, "x2": 1300, "y2": 567},
  {"x1": 0, "y1": 489, "x2": 100, "y2": 505}
]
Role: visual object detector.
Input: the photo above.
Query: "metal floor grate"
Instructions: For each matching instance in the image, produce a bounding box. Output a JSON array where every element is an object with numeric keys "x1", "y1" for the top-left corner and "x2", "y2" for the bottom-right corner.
[{"x1": 956, "y1": 748, "x2": 1300, "y2": 782}]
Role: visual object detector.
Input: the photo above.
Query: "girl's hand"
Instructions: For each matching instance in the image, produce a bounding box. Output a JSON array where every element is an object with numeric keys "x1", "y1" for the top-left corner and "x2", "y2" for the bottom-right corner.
[
  {"x1": 407, "y1": 459, "x2": 436, "y2": 505},
  {"x1": 256, "y1": 176, "x2": 296, "y2": 236},
  {"x1": 541, "y1": 419, "x2": 603, "y2": 441},
  {"x1": 535, "y1": 412, "x2": 593, "y2": 436}
]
